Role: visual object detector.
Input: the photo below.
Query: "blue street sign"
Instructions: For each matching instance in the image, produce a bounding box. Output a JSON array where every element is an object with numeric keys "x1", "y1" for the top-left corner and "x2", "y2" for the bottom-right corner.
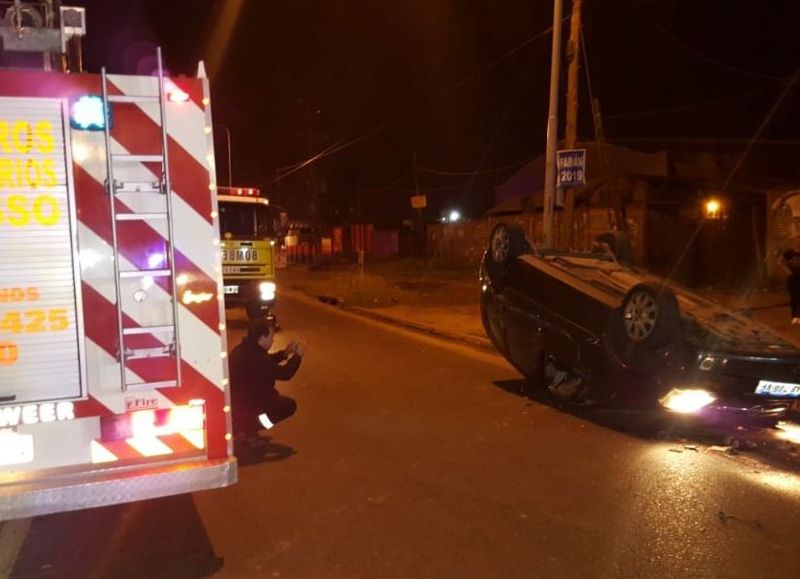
[{"x1": 556, "y1": 149, "x2": 586, "y2": 187}]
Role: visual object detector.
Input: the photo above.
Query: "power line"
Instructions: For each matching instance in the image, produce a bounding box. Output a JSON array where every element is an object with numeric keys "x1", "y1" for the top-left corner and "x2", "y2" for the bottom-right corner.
[
  {"x1": 266, "y1": 20, "x2": 562, "y2": 183},
  {"x1": 604, "y1": 88, "x2": 772, "y2": 121},
  {"x1": 419, "y1": 157, "x2": 532, "y2": 177},
  {"x1": 271, "y1": 125, "x2": 387, "y2": 181},
  {"x1": 625, "y1": 0, "x2": 794, "y2": 82},
  {"x1": 723, "y1": 67, "x2": 800, "y2": 189},
  {"x1": 452, "y1": 17, "x2": 567, "y2": 90},
  {"x1": 263, "y1": 19, "x2": 559, "y2": 181}
]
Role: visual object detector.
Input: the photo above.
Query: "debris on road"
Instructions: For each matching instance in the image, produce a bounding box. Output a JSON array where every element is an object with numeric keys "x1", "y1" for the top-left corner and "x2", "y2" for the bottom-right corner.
[{"x1": 717, "y1": 511, "x2": 765, "y2": 531}]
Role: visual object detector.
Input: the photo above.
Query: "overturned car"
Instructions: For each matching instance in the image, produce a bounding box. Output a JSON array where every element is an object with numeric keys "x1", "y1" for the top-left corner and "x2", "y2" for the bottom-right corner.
[{"x1": 480, "y1": 223, "x2": 800, "y2": 424}]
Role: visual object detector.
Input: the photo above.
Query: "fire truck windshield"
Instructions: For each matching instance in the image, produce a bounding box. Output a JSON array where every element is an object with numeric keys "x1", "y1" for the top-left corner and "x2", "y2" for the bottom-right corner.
[{"x1": 219, "y1": 202, "x2": 276, "y2": 238}]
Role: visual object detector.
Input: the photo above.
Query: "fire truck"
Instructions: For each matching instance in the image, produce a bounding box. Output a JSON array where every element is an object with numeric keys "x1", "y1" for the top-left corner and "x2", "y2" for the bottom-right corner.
[
  {"x1": 217, "y1": 186, "x2": 280, "y2": 320},
  {"x1": 0, "y1": 3, "x2": 236, "y2": 521}
]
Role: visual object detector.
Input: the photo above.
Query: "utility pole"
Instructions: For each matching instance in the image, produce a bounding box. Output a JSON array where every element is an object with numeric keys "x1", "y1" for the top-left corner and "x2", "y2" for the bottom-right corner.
[
  {"x1": 562, "y1": 0, "x2": 582, "y2": 249},
  {"x1": 542, "y1": 0, "x2": 564, "y2": 248},
  {"x1": 214, "y1": 125, "x2": 233, "y2": 187},
  {"x1": 413, "y1": 153, "x2": 423, "y2": 255}
]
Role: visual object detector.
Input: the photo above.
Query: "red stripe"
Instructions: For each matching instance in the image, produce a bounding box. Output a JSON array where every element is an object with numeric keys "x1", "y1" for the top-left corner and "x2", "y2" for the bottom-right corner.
[
  {"x1": 0, "y1": 69, "x2": 100, "y2": 99},
  {"x1": 166, "y1": 78, "x2": 205, "y2": 110},
  {"x1": 108, "y1": 78, "x2": 213, "y2": 224},
  {"x1": 80, "y1": 283, "x2": 228, "y2": 458},
  {"x1": 73, "y1": 396, "x2": 113, "y2": 419},
  {"x1": 74, "y1": 164, "x2": 221, "y2": 333}
]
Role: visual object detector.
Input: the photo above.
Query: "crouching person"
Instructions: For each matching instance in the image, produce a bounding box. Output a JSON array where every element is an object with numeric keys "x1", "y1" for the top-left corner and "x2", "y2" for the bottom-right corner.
[{"x1": 230, "y1": 316, "x2": 306, "y2": 454}]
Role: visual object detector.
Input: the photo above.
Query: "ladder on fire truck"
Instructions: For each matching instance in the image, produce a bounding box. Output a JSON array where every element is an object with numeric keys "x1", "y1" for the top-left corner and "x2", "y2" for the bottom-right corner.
[{"x1": 100, "y1": 47, "x2": 182, "y2": 391}]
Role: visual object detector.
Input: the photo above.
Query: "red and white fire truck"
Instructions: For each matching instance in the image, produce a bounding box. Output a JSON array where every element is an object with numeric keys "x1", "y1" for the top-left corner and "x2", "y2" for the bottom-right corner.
[{"x1": 0, "y1": 5, "x2": 236, "y2": 520}]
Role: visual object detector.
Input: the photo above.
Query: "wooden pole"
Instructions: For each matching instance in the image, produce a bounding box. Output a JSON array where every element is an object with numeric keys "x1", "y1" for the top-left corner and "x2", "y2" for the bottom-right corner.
[
  {"x1": 562, "y1": 0, "x2": 582, "y2": 249},
  {"x1": 542, "y1": 0, "x2": 564, "y2": 248}
]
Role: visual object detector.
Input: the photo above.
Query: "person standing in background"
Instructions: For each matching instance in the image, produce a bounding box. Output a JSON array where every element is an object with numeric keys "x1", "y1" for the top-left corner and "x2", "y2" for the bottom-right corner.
[{"x1": 778, "y1": 237, "x2": 800, "y2": 325}]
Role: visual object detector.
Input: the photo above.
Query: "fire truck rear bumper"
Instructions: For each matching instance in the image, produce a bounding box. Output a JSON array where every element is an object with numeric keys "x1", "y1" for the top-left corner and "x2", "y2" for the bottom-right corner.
[{"x1": 0, "y1": 457, "x2": 237, "y2": 521}]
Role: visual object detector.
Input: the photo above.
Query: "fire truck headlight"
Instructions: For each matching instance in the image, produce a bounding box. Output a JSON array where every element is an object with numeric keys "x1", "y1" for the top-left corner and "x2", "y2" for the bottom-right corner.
[{"x1": 259, "y1": 282, "x2": 276, "y2": 302}]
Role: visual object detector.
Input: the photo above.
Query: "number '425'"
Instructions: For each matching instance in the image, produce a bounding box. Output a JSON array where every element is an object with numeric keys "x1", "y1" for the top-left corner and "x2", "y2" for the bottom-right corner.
[{"x1": 0, "y1": 309, "x2": 69, "y2": 333}]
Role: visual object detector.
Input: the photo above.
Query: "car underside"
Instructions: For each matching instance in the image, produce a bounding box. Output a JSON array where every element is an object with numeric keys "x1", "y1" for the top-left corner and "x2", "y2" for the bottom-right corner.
[{"x1": 480, "y1": 223, "x2": 800, "y2": 424}]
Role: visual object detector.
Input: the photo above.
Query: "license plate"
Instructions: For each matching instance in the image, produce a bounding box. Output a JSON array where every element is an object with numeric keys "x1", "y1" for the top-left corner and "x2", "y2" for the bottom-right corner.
[
  {"x1": 224, "y1": 285, "x2": 239, "y2": 295},
  {"x1": 755, "y1": 380, "x2": 800, "y2": 397},
  {"x1": 222, "y1": 248, "x2": 260, "y2": 263}
]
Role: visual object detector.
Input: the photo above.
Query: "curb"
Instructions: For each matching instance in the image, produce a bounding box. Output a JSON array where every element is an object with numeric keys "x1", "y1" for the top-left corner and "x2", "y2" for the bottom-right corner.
[
  {"x1": 341, "y1": 304, "x2": 495, "y2": 353},
  {"x1": 283, "y1": 288, "x2": 495, "y2": 353}
]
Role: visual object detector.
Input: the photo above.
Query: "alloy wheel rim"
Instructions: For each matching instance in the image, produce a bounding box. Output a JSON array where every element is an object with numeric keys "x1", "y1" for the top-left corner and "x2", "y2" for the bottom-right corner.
[
  {"x1": 491, "y1": 228, "x2": 510, "y2": 262},
  {"x1": 623, "y1": 291, "x2": 658, "y2": 340}
]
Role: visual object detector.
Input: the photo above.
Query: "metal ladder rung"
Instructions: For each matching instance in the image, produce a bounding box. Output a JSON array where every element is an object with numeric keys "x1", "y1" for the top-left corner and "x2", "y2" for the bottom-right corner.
[
  {"x1": 115, "y1": 181, "x2": 162, "y2": 194},
  {"x1": 123, "y1": 325, "x2": 175, "y2": 336},
  {"x1": 125, "y1": 380, "x2": 178, "y2": 390},
  {"x1": 125, "y1": 346, "x2": 174, "y2": 360},
  {"x1": 119, "y1": 269, "x2": 171, "y2": 279},
  {"x1": 116, "y1": 213, "x2": 168, "y2": 221},
  {"x1": 103, "y1": 46, "x2": 182, "y2": 393},
  {"x1": 107, "y1": 94, "x2": 160, "y2": 104},
  {"x1": 112, "y1": 154, "x2": 164, "y2": 164}
]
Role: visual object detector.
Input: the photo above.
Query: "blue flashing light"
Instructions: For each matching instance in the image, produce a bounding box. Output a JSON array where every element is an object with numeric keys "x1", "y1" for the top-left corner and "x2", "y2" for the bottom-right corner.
[{"x1": 70, "y1": 96, "x2": 110, "y2": 131}]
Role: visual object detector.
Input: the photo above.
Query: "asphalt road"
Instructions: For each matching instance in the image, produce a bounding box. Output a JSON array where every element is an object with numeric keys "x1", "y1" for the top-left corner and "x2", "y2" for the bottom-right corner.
[{"x1": 9, "y1": 292, "x2": 800, "y2": 578}]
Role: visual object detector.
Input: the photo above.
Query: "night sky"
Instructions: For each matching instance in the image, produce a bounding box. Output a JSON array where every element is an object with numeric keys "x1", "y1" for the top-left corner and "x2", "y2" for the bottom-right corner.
[{"x1": 74, "y1": 0, "x2": 800, "y2": 223}]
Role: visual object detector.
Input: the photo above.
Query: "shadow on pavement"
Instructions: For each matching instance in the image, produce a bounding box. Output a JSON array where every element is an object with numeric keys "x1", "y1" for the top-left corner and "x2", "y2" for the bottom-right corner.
[
  {"x1": 235, "y1": 436, "x2": 297, "y2": 467},
  {"x1": 494, "y1": 378, "x2": 800, "y2": 469},
  {"x1": 496, "y1": 378, "x2": 741, "y2": 441},
  {"x1": 11, "y1": 494, "x2": 223, "y2": 579}
]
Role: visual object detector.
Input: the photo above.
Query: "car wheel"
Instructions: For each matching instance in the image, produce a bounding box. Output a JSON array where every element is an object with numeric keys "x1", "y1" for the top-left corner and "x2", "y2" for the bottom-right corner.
[
  {"x1": 480, "y1": 293, "x2": 507, "y2": 355},
  {"x1": 620, "y1": 282, "x2": 680, "y2": 350},
  {"x1": 485, "y1": 223, "x2": 527, "y2": 284}
]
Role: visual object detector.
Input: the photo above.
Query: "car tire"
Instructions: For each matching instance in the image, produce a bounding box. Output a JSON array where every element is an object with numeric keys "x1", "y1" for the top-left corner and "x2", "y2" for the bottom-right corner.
[
  {"x1": 485, "y1": 222, "x2": 527, "y2": 284},
  {"x1": 619, "y1": 282, "x2": 681, "y2": 350}
]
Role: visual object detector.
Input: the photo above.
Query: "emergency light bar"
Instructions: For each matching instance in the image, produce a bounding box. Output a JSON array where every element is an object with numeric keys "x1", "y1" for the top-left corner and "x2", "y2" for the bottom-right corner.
[
  {"x1": 218, "y1": 186, "x2": 260, "y2": 197},
  {"x1": 70, "y1": 95, "x2": 109, "y2": 131},
  {"x1": 168, "y1": 88, "x2": 190, "y2": 103}
]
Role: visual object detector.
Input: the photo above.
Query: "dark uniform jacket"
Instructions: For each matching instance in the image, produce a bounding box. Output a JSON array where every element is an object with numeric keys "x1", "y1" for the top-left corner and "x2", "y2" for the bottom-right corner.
[{"x1": 229, "y1": 337, "x2": 302, "y2": 433}]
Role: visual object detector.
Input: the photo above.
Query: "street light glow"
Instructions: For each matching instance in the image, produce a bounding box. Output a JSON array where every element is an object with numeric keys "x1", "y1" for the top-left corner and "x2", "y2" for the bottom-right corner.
[
  {"x1": 448, "y1": 210, "x2": 461, "y2": 223},
  {"x1": 705, "y1": 198, "x2": 722, "y2": 219}
]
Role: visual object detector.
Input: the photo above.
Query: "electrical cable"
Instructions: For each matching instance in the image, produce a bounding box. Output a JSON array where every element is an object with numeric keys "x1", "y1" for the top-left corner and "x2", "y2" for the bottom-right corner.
[
  {"x1": 272, "y1": 125, "x2": 387, "y2": 181},
  {"x1": 723, "y1": 67, "x2": 800, "y2": 189},
  {"x1": 624, "y1": 0, "x2": 793, "y2": 82},
  {"x1": 604, "y1": 88, "x2": 772, "y2": 121},
  {"x1": 265, "y1": 19, "x2": 562, "y2": 182},
  {"x1": 418, "y1": 157, "x2": 532, "y2": 177},
  {"x1": 452, "y1": 16, "x2": 567, "y2": 90}
]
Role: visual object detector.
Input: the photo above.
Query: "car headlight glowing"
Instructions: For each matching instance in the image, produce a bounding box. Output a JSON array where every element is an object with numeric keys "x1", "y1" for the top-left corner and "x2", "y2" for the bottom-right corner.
[
  {"x1": 776, "y1": 421, "x2": 800, "y2": 445},
  {"x1": 660, "y1": 388, "x2": 716, "y2": 414},
  {"x1": 259, "y1": 281, "x2": 276, "y2": 301}
]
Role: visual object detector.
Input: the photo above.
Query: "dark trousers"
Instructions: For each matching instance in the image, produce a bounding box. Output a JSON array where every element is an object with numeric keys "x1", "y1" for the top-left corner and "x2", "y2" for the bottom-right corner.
[
  {"x1": 788, "y1": 275, "x2": 800, "y2": 318},
  {"x1": 233, "y1": 392, "x2": 297, "y2": 435},
  {"x1": 264, "y1": 394, "x2": 297, "y2": 425}
]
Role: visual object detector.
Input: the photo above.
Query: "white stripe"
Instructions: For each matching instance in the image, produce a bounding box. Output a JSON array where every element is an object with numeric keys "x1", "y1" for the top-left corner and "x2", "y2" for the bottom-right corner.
[
  {"x1": 78, "y1": 225, "x2": 224, "y2": 391},
  {"x1": 84, "y1": 339, "x2": 175, "y2": 412},
  {"x1": 107, "y1": 75, "x2": 211, "y2": 172},
  {"x1": 73, "y1": 133, "x2": 218, "y2": 280}
]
